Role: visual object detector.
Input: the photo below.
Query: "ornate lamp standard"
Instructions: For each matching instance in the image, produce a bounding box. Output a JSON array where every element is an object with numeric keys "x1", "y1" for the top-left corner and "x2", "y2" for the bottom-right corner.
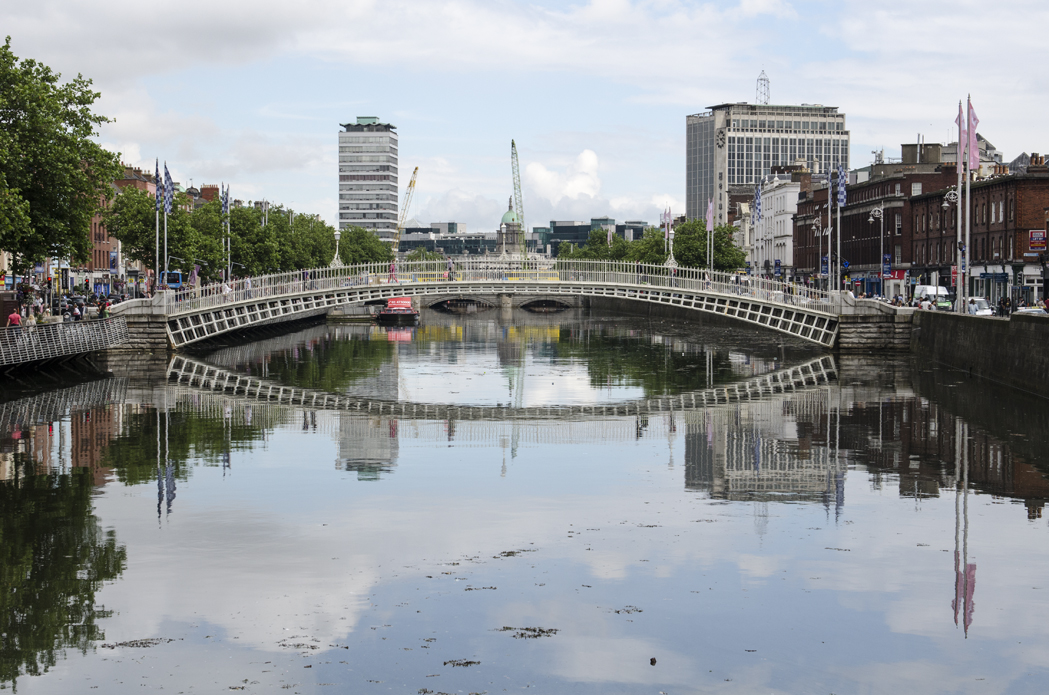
[
  {"x1": 330, "y1": 230, "x2": 344, "y2": 268},
  {"x1": 943, "y1": 187, "x2": 964, "y2": 312},
  {"x1": 868, "y1": 205, "x2": 885, "y2": 296},
  {"x1": 812, "y1": 215, "x2": 829, "y2": 290}
]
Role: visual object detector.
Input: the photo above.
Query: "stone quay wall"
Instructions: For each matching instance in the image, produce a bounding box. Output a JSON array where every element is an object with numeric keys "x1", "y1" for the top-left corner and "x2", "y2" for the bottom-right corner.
[{"x1": 911, "y1": 311, "x2": 1049, "y2": 395}]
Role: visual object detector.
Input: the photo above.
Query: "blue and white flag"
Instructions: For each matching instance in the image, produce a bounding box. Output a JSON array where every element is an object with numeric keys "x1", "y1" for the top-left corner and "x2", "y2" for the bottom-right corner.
[
  {"x1": 837, "y1": 164, "x2": 847, "y2": 206},
  {"x1": 155, "y1": 159, "x2": 162, "y2": 211},
  {"x1": 754, "y1": 185, "x2": 762, "y2": 223},
  {"x1": 163, "y1": 163, "x2": 173, "y2": 215}
]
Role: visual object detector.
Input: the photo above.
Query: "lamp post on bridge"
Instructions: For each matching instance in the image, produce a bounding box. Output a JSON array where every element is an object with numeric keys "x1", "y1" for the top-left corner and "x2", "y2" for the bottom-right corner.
[
  {"x1": 868, "y1": 204, "x2": 885, "y2": 297},
  {"x1": 330, "y1": 230, "x2": 344, "y2": 269},
  {"x1": 812, "y1": 215, "x2": 829, "y2": 290}
]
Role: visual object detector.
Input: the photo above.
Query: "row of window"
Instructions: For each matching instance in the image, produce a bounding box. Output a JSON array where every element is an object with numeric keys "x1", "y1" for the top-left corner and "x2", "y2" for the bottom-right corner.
[
  {"x1": 339, "y1": 175, "x2": 395, "y2": 182},
  {"x1": 339, "y1": 165, "x2": 396, "y2": 173},
  {"x1": 728, "y1": 118, "x2": 845, "y2": 133},
  {"x1": 339, "y1": 203, "x2": 395, "y2": 211},
  {"x1": 338, "y1": 155, "x2": 397, "y2": 163},
  {"x1": 339, "y1": 212, "x2": 397, "y2": 220},
  {"x1": 339, "y1": 193, "x2": 397, "y2": 201},
  {"x1": 339, "y1": 136, "x2": 396, "y2": 144},
  {"x1": 339, "y1": 146, "x2": 397, "y2": 154}
]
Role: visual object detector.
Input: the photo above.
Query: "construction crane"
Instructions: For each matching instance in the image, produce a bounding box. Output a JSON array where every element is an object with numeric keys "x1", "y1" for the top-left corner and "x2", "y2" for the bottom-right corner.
[
  {"x1": 511, "y1": 141, "x2": 525, "y2": 245},
  {"x1": 395, "y1": 166, "x2": 419, "y2": 248}
]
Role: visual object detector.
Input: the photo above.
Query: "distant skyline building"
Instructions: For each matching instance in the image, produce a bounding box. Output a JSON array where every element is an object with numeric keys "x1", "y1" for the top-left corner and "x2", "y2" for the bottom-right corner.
[
  {"x1": 338, "y1": 117, "x2": 398, "y2": 242},
  {"x1": 687, "y1": 103, "x2": 850, "y2": 225}
]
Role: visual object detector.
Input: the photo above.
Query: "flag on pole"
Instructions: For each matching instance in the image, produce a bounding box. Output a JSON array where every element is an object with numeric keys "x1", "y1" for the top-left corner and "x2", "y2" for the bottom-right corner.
[
  {"x1": 187, "y1": 264, "x2": 200, "y2": 287},
  {"x1": 163, "y1": 163, "x2": 173, "y2": 215},
  {"x1": 837, "y1": 164, "x2": 847, "y2": 206},
  {"x1": 222, "y1": 184, "x2": 230, "y2": 216},
  {"x1": 955, "y1": 101, "x2": 967, "y2": 168},
  {"x1": 967, "y1": 97, "x2": 980, "y2": 171},
  {"x1": 705, "y1": 199, "x2": 714, "y2": 231},
  {"x1": 155, "y1": 159, "x2": 162, "y2": 211},
  {"x1": 754, "y1": 185, "x2": 762, "y2": 223}
]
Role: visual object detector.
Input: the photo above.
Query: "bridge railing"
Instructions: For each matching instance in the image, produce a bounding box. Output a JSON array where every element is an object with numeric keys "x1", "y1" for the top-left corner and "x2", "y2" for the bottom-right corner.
[
  {"x1": 161, "y1": 259, "x2": 832, "y2": 316},
  {"x1": 0, "y1": 317, "x2": 130, "y2": 367}
]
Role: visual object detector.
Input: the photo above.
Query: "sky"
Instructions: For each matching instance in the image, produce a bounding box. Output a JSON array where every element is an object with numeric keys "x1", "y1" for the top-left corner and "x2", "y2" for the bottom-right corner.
[{"x1": 5, "y1": 0, "x2": 1048, "y2": 234}]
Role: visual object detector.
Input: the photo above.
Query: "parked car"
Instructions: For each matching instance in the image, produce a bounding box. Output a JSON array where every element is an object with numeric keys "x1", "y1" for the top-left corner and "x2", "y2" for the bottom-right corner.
[{"x1": 1011, "y1": 306, "x2": 1048, "y2": 317}]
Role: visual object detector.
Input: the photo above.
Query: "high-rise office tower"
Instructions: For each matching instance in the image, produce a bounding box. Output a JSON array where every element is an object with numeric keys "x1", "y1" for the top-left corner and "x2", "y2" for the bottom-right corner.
[
  {"x1": 338, "y1": 117, "x2": 398, "y2": 242},
  {"x1": 686, "y1": 103, "x2": 849, "y2": 224}
]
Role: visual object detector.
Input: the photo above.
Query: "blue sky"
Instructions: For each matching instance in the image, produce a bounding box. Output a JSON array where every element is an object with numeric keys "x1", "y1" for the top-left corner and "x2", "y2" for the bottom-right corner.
[{"x1": 7, "y1": 0, "x2": 1047, "y2": 233}]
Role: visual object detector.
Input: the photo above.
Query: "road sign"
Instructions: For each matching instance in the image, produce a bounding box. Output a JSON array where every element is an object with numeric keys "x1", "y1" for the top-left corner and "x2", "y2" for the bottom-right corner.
[
  {"x1": 882, "y1": 254, "x2": 891, "y2": 278},
  {"x1": 821, "y1": 256, "x2": 829, "y2": 276}
]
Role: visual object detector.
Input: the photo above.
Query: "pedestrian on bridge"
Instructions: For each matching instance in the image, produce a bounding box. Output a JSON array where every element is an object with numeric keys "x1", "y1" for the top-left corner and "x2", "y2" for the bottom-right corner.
[
  {"x1": 6, "y1": 307, "x2": 22, "y2": 336},
  {"x1": 388, "y1": 260, "x2": 398, "y2": 284},
  {"x1": 446, "y1": 256, "x2": 455, "y2": 282}
]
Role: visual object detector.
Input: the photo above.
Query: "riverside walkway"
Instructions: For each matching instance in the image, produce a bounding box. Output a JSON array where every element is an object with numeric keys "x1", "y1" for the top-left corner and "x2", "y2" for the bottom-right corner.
[{"x1": 113, "y1": 260, "x2": 842, "y2": 349}]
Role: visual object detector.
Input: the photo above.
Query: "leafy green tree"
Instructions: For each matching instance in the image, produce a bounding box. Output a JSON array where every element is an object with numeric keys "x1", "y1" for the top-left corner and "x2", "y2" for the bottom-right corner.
[
  {"x1": 103, "y1": 188, "x2": 209, "y2": 280},
  {"x1": 557, "y1": 229, "x2": 629, "y2": 261},
  {"x1": 339, "y1": 226, "x2": 393, "y2": 265},
  {"x1": 0, "y1": 37, "x2": 122, "y2": 276},
  {"x1": 405, "y1": 246, "x2": 444, "y2": 261},
  {"x1": 625, "y1": 227, "x2": 669, "y2": 265}
]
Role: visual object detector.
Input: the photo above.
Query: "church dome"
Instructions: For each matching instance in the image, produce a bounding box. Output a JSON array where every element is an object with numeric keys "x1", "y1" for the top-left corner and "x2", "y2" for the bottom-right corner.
[{"x1": 501, "y1": 197, "x2": 519, "y2": 225}]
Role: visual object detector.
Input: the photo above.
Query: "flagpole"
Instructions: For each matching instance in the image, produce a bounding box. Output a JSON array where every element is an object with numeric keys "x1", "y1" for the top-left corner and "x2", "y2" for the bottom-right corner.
[
  {"x1": 836, "y1": 175, "x2": 842, "y2": 294},
  {"x1": 965, "y1": 97, "x2": 972, "y2": 309},
  {"x1": 155, "y1": 206, "x2": 159, "y2": 295},
  {"x1": 956, "y1": 100, "x2": 965, "y2": 314}
]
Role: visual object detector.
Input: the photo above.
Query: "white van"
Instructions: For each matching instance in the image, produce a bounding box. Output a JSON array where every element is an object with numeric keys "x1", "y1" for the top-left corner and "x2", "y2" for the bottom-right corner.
[{"x1": 913, "y1": 285, "x2": 949, "y2": 301}]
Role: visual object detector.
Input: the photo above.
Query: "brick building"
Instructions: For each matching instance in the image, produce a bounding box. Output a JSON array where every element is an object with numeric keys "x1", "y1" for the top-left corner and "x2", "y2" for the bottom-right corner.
[
  {"x1": 84, "y1": 166, "x2": 156, "y2": 295},
  {"x1": 794, "y1": 158, "x2": 957, "y2": 297},
  {"x1": 910, "y1": 156, "x2": 1049, "y2": 305}
]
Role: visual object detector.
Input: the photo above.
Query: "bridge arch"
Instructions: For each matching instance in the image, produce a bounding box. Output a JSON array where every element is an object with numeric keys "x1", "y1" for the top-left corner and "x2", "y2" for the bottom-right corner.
[{"x1": 114, "y1": 260, "x2": 841, "y2": 349}]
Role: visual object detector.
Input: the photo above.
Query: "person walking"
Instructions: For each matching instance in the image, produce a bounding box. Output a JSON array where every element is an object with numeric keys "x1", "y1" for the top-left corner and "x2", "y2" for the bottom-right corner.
[
  {"x1": 446, "y1": 256, "x2": 454, "y2": 282},
  {"x1": 6, "y1": 307, "x2": 22, "y2": 336}
]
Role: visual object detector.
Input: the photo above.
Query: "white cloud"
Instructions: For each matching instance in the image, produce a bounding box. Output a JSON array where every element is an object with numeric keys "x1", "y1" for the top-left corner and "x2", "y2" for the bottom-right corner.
[{"x1": 526, "y1": 150, "x2": 602, "y2": 205}]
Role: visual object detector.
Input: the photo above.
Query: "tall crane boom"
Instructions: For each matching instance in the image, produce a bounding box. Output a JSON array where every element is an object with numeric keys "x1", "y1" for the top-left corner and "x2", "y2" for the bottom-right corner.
[
  {"x1": 396, "y1": 166, "x2": 419, "y2": 247},
  {"x1": 511, "y1": 141, "x2": 525, "y2": 243}
]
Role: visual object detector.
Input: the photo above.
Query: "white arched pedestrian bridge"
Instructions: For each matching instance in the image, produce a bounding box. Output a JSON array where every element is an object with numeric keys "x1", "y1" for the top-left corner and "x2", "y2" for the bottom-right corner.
[{"x1": 113, "y1": 260, "x2": 841, "y2": 349}]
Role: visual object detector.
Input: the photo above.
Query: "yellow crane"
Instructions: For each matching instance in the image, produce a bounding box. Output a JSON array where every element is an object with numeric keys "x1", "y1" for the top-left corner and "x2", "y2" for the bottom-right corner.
[{"x1": 395, "y1": 166, "x2": 419, "y2": 248}]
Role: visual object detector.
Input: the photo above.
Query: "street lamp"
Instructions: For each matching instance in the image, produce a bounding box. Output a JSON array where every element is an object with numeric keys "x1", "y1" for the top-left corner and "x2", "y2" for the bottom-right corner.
[
  {"x1": 868, "y1": 205, "x2": 885, "y2": 297},
  {"x1": 943, "y1": 186, "x2": 965, "y2": 313},
  {"x1": 812, "y1": 215, "x2": 829, "y2": 290},
  {"x1": 330, "y1": 230, "x2": 344, "y2": 268}
]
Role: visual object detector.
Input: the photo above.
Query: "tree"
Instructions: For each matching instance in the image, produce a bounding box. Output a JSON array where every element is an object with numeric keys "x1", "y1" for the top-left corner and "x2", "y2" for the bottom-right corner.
[
  {"x1": 405, "y1": 246, "x2": 444, "y2": 262},
  {"x1": 557, "y1": 229, "x2": 629, "y2": 261},
  {"x1": 625, "y1": 227, "x2": 669, "y2": 265},
  {"x1": 661, "y1": 220, "x2": 747, "y2": 271},
  {"x1": 339, "y1": 226, "x2": 393, "y2": 265},
  {"x1": 0, "y1": 37, "x2": 122, "y2": 276}
]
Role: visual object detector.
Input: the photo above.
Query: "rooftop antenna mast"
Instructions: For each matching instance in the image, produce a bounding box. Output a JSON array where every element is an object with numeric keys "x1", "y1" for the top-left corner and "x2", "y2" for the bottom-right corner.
[
  {"x1": 511, "y1": 140, "x2": 525, "y2": 246},
  {"x1": 756, "y1": 70, "x2": 770, "y2": 105}
]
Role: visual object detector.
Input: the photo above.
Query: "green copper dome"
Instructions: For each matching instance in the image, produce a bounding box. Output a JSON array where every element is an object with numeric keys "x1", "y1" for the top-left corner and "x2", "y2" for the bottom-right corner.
[{"x1": 501, "y1": 197, "x2": 519, "y2": 225}]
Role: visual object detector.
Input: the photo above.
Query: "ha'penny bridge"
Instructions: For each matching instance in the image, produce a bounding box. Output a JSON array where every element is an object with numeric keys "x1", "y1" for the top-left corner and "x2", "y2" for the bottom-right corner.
[
  {"x1": 165, "y1": 353, "x2": 838, "y2": 422},
  {"x1": 109, "y1": 260, "x2": 884, "y2": 351}
]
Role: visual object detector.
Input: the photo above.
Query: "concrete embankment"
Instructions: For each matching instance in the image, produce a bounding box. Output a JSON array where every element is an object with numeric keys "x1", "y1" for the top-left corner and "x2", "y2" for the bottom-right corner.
[{"x1": 911, "y1": 311, "x2": 1049, "y2": 396}]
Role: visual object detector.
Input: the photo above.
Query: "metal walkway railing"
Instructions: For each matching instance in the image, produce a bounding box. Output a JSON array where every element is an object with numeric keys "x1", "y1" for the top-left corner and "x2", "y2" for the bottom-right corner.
[
  {"x1": 158, "y1": 260, "x2": 833, "y2": 317},
  {"x1": 0, "y1": 317, "x2": 130, "y2": 368}
]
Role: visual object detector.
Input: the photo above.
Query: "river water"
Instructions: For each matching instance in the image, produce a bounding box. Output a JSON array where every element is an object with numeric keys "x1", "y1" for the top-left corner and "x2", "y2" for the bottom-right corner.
[{"x1": 2, "y1": 308, "x2": 1049, "y2": 694}]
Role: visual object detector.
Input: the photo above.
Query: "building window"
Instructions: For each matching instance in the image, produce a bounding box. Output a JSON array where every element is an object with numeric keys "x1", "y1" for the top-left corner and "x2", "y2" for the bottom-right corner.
[
  {"x1": 895, "y1": 244, "x2": 902, "y2": 265},
  {"x1": 911, "y1": 182, "x2": 922, "y2": 196}
]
